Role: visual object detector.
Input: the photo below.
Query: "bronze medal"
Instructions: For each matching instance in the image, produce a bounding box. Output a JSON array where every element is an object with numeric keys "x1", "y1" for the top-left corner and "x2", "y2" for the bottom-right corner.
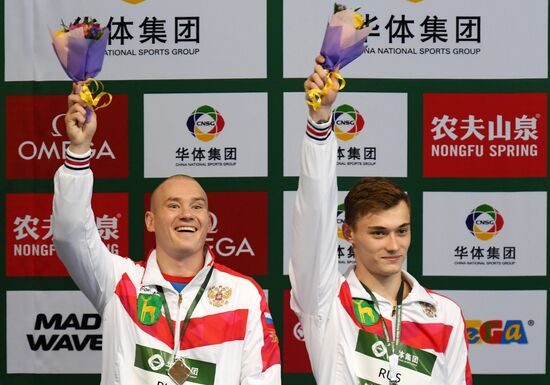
[
  {"x1": 159, "y1": 266, "x2": 214, "y2": 385},
  {"x1": 167, "y1": 358, "x2": 191, "y2": 385}
]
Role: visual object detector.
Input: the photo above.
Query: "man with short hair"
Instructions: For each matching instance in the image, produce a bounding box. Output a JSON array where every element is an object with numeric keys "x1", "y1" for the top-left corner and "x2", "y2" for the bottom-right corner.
[
  {"x1": 53, "y1": 93, "x2": 281, "y2": 385},
  {"x1": 289, "y1": 57, "x2": 472, "y2": 385}
]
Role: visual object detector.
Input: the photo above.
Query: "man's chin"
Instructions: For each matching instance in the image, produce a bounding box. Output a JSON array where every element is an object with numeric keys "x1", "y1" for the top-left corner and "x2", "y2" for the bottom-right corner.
[{"x1": 167, "y1": 244, "x2": 204, "y2": 259}]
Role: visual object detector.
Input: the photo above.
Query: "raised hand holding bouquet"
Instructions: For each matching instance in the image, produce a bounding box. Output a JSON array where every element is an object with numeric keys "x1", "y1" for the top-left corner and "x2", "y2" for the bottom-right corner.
[
  {"x1": 51, "y1": 17, "x2": 111, "y2": 120},
  {"x1": 307, "y1": 4, "x2": 373, "y2": 111}
]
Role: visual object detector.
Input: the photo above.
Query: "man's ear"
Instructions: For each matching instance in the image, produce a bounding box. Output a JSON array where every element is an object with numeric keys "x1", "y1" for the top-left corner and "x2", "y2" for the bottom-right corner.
[
  {"x1": 342, "y1": 222, "x2": 354, "y2": 245},
  {"x1": 145, "y1": 211, "x2": 155, "y2": 233}
]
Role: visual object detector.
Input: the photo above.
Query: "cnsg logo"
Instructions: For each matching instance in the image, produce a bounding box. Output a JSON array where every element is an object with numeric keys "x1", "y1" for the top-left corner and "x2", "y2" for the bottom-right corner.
[
  {"x1": 465, "y1": 204, "x2": 504, "y2": 241},
  {"x1": 466, "y1": 320, "x2": 529, "y2": 345},
  {"x1": 186, "y1": 105, "x2": 225, "y2": 142},
  {"x1": 337, "y1": 203, "x2": 346, "y2": 239},
  {"x1": 332, "y1": 104, "x2": 365, "y2": 141}
]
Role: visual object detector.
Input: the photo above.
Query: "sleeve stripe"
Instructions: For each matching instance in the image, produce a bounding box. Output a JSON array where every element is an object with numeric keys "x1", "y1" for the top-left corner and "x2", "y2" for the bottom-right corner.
[
  {"x1": 64, "y1": 149, "x2": 91, "y2": 170},
  {"x1": 64, "y1": 163, "x2": 90, "y2": 171},
  {"x1": 306, "y1": 120, "x2": 333, "y2": 141}
]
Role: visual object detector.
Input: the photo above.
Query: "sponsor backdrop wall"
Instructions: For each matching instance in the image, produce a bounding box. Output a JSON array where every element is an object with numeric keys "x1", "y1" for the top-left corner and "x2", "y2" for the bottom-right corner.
[{"x1": 1, "y1": 0, "x2": 548, "y2": 384}]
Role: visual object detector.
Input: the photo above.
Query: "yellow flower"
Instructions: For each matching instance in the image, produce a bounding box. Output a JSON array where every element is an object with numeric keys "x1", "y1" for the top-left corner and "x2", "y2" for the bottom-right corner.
[{"x1": 353, "y1": 11, "x2": 365, "y2": 30}]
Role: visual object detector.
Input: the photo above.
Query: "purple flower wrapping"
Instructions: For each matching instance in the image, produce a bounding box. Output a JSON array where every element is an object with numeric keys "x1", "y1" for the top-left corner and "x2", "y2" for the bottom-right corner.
[
  {"x1": 318, "y1": 7, "x2": 373, "y2": 71},
  {"x1": 51, "y1": 25, "x2": 111, "y2": 121},
  {"x1": 51, "y1": 29, "x2": 109, "y2": 82},
  {"x1": 320, "y1": 25, "x2": 368, "y2": 71}
]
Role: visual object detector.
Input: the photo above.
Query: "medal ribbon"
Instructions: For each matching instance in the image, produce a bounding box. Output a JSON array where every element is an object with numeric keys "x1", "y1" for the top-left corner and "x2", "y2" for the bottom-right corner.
[
  {"x1": 157, "y1": 266, "x2": 214, "y2": 348},
  {"x1": 306, "y1": 70, "x2": 346, "y2": 111},
  {"x1": 361, "y1": 280, "x2": 404, "y2": 380},
  {"x1": 77, "y1": 78, "x2": 112, "y2": 112}
]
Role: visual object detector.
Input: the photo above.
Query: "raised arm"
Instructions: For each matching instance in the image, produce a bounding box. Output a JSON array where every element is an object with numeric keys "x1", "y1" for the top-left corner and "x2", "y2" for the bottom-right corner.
[
  {"x1": 65, "y1": 91, "x2": 98, "y2": 155},
  {"x1": 52, "y1": 92, "x2": 123, "y2": 312},
  {"x1": 289, "y1": 58, "x2": 342, "y2": 320}
]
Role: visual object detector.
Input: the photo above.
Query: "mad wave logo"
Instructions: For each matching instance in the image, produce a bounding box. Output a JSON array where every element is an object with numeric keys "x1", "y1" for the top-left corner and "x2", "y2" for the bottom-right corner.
[
  {"x1": 122, "y1": 0, "x2": 145, "y2": 4},
  {"x1": 465, "y1": 204, "x2": 504, "y2": 241},
  {"x1": 333, "y1": 104, "x2": 365, "y2": 141},
  {"x1": 466, "y1": 320, "x2": 529, "y2": 345},
  {"x1": 28, "y1": 313, "x2": 102, "y2": 351},
  {"x1": 408, "y1": 0, "x2": 424, "y2": 3},
  {"x1": 186, "y1": 105, "x2": 225, "y2": 142},
  {"x1": 337, "y1": 203, "x2": 346, "y2": 239}
]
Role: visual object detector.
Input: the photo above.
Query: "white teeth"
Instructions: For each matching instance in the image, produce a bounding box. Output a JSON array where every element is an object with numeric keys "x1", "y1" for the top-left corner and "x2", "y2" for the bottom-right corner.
[{"x1": 175, "y1": 226, "x2": 197, "y2": 233}]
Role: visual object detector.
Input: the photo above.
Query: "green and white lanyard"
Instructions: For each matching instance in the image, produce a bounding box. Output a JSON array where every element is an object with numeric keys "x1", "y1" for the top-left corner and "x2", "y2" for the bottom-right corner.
[
  {"x1": 156, "y1": 265, "x2": 214, "y2": 385},
  {"x1": 361, "y1": 280, "x2": 405, "y2": 384}
]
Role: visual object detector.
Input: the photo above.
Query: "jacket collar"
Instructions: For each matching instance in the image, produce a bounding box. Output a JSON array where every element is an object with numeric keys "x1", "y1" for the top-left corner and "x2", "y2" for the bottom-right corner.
[
  {"x1": 345, "y1": 267, "x2": 437, "y2": 306},
  {"x1": 141, "y1": 246, "x2": 215, "y2": 290}
]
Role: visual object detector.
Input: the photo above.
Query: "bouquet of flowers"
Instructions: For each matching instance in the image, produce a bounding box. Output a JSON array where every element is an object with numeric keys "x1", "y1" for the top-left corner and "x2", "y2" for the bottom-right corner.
[
  {"x1": 307, "y1": 4, "x2": 373, "y2": 110},
  {"x1": 51, "y1": 17, "x2": 111, "y2": 120}
]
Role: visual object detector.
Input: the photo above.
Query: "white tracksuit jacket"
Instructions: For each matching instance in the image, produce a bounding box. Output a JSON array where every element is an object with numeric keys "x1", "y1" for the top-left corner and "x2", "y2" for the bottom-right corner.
[
  {"x1": 289, "y1": 118, "x2": 472, "y2": 385},
  {"x1": 52, "y1": 153, "x2": 280, "y2": 385}
]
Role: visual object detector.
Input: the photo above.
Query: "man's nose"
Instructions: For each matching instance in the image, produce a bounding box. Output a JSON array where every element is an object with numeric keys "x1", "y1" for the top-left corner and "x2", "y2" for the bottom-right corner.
[
  {"x1": 385, "y1": 233, "x2": 399, "y2": 252},
  {"x1": 178, "y1": 206, "x2": 193, "y2": 219}
]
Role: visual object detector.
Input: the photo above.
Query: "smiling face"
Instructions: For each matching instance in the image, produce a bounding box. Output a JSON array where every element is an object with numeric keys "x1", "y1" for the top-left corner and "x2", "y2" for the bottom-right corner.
[
  {"x1": 145, "y1": 175, "x2": 211, "y2": 267},
  {"x1": 343, "y1": 200, "x2": 411, "y2": 284}
]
